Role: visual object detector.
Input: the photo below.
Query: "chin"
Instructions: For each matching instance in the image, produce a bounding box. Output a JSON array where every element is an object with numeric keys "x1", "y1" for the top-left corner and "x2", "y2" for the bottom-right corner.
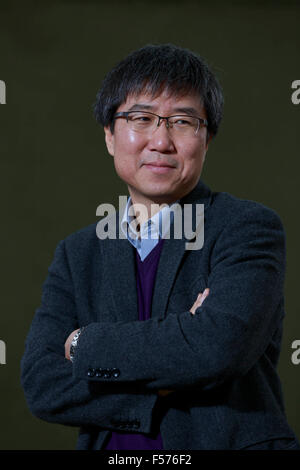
[{"x1": 146, "y1": 192, "x2": 180, "y2": 204}]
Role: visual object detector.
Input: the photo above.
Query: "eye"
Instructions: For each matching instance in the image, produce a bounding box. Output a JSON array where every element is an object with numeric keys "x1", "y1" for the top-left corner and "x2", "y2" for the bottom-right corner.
[
  {"x1": 173, "y1": 116, "x2": 193, "y2": 126},
  {"x1": 138, "y1": 116, "x2": 151, "y2": 122},
  {"x1": 130, "y1": 113, "x2": 152, "y2": 122}
]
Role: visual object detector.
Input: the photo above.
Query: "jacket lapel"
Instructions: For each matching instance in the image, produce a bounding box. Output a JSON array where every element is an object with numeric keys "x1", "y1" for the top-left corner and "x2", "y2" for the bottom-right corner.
[
  {"x1": 99, "y1": 235, "x2": 139, "y2": 323},
  {"x1": 151, "y1": 237, "x2": 186, "y2": 320},
  {"x1": 152, "y1": 180, "x2": 212, "y2": 320}
]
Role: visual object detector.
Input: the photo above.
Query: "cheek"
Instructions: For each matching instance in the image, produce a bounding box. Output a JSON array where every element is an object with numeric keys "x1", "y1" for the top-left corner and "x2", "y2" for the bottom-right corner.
[
  {"x1": 113, "y1": 133, "x2": 145, "y2": 170},
  {"x1": 113, "y1": 133, "x2": 144, "y2": 179},
  {"x1": 179, "y1": 143, "x2": 206, "y2": 174},
  {"x1": 115, "y1": 129, "x2": 144, "y2": 151},
  {"x1": 113, "y1": 153, "x2": 134, "y2": 179}
]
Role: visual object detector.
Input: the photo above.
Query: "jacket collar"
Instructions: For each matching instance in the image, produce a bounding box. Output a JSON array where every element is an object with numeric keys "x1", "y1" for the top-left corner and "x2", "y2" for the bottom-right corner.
[{"x1": 180, "y1": 179, "x2": 212, "y2": 208}]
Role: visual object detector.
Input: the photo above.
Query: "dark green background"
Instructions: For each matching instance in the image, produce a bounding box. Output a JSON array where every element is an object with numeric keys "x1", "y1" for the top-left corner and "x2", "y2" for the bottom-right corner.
[{"x1": 0, "y1": 0, "x2": 299, "y2": 450}]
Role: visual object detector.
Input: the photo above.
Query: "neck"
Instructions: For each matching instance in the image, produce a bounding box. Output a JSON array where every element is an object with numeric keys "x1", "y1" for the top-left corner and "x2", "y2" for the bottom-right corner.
[{"x1": 128, "y1": 193, "x2": 174, "y2": 226}]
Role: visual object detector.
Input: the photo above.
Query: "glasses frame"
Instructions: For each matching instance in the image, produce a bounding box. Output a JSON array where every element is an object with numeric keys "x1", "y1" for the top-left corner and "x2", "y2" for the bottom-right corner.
[{"x1": 113, "y1": 111, "x2": 208, "y2": 135}]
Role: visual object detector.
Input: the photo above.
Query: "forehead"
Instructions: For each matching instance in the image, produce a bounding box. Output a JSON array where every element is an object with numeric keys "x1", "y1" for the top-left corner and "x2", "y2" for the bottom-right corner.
[{"x1": 118, "y1": 88, "x2": 205, "y2": 115}]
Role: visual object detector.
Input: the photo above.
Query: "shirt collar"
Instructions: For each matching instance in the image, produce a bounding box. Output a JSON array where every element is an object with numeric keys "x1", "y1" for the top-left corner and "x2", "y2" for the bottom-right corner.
[{"x1": 121, "y1": 196, "x2": 179, "y2": 242}]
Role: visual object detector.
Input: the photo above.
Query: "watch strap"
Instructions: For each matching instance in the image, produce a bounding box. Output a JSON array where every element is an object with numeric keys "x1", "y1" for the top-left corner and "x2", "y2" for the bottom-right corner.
[{"x1": 69, "y1": 327, "x2": 85, "y2": 363}]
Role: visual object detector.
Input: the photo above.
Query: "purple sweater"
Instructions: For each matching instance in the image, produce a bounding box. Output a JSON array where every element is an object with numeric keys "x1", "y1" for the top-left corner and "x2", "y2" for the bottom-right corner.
[{"x1": 104, "y1": 239, "x2": 165, "y2": 450}]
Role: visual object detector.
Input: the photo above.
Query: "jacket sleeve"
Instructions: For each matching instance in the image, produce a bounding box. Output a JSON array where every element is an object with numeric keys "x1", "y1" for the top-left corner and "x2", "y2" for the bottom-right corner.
[
  {"x1": 72, "y1": 204, "x2": 286, "y2": 392},
  {"x1": 20, "y1": 240, "x2": 158, "y2": 431}
]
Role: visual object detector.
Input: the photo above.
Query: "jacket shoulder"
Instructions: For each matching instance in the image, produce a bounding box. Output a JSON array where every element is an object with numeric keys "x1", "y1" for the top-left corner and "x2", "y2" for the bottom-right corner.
[
  {"x1": 53, "y1": 222, "x2": 99, "y2": 265},
  {"x1": 64, "y1": 221, "x2": 98, "y2": 244},
  {"x1": 209, "y1": 190, "x2": 284, "y2": 228}
]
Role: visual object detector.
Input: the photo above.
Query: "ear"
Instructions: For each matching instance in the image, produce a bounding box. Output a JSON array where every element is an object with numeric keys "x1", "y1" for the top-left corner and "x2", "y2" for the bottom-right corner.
[
  {"x1": 104, "y1": 126, "x2": 115, "y2": 157},
  {"x1": 205, "y1": 132, "x2": 213, "y2": 151}
]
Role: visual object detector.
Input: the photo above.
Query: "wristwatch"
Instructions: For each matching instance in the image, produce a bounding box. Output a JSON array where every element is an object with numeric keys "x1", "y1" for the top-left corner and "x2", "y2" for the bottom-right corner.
[{"x1": 70, "y1": 327, "x2": 85, "y2": 363}]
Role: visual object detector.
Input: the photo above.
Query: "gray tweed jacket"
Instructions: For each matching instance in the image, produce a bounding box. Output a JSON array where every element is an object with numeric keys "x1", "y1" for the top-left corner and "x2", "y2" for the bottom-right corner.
[{"x1": 21, "y1": 180, "x2": 300, "y2": 450}]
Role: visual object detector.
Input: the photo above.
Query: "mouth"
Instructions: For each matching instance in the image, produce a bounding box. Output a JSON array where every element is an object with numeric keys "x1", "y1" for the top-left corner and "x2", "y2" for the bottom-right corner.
[{"x1": 143, "y1": 161, "x2": 176, "y2": 174}]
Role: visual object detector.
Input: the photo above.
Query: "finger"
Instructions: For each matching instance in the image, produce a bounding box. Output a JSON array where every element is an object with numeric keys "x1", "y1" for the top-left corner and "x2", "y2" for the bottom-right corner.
[
  {"x1": 190, "y1": 289, "x2": 210, "y2": 314},
  {"x1": 190, "y1": 292, "x2": 203, "y2": 314},
  {"x1": 190, "y1": 298, "x2": 202, "y2": 315},
  {"x1": 200, "y1": 288, "x2": 210, "y2": 302}
]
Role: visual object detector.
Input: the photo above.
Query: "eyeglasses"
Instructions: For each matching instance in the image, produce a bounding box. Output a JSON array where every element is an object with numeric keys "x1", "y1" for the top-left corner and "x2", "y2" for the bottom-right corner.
[{"x1": 113, "y1": 111, "x2": 208, "y2": 136}]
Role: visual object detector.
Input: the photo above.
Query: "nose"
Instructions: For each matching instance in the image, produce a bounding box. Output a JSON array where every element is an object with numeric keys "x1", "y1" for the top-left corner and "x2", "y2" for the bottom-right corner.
[{"x1": 147, "y1": 119, "x2": 176, "y2": 153}]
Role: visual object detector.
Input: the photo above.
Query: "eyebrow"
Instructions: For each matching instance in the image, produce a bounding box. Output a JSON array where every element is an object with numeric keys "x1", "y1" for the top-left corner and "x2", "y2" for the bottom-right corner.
[{"x1": 127, "y1": 103, "x2": 200, "y2": 116}]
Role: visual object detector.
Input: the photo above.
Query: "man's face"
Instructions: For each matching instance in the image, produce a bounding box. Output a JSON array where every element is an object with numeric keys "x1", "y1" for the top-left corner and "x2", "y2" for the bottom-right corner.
[{"x1": 104, "y1": 89, "x2": 211, "y2": 206}]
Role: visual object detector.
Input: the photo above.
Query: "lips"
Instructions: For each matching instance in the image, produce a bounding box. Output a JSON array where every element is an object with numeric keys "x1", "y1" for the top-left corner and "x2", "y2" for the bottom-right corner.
[
  {"x1": 143, "y1": 161, "x2": 175, "y2": 168},
  {"x1": 143, "y1": 162, "x2": 175, "y2": 174}
]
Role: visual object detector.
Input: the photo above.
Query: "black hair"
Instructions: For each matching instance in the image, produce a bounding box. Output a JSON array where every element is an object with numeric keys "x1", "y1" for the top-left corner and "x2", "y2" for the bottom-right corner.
[{"x1": 94, "y1": 44, "x2": 223, "y2": 138}]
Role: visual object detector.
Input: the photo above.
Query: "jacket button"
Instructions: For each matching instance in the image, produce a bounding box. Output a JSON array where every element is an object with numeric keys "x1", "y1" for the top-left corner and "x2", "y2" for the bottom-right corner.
[
  {"x1": 87, "y1": 368, "x2": 95, "y2": 377},
  {"x1": 95, "y1": 368, "x2": 103, "y2": 378},
  {"x1": 112, "y1": 368, "x2": 120, "y2": 378},
  {"x1": 103, "y1": 369, "x2": 111, "y2": 378}
]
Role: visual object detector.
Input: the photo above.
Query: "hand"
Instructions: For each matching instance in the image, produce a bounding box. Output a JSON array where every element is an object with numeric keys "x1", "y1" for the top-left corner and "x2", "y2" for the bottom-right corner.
[
  {"x1": 190, "y1": 288, "x2": 210, "y2": 315},
  {"x1": 64, "y1": 329, "x2": 80, "y2": 360}
]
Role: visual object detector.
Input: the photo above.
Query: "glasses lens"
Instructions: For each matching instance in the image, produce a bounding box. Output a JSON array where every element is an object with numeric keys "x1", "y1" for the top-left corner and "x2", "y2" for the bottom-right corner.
[
  {"x1": 127, "y1": 112, "x2": 156, "y2": 132},
  {"x1": 169, "y1": 116, "x2": 200, "y2": 135}
]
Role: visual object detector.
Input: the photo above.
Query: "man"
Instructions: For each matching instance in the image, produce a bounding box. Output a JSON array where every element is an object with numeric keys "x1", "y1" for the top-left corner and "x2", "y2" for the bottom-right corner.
[{"x1": 21, "y1": 44, "x2": 300, "y2": 450}]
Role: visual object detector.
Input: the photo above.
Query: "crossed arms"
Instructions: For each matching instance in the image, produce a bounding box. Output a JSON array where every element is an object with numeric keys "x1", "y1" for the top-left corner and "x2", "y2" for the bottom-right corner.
[
  {"x1": 64, "y1": 288, "x2": 210, "y2": 397},
  {"x1": 21, "y1": 203, "x2": 285, "y2": 433}
]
